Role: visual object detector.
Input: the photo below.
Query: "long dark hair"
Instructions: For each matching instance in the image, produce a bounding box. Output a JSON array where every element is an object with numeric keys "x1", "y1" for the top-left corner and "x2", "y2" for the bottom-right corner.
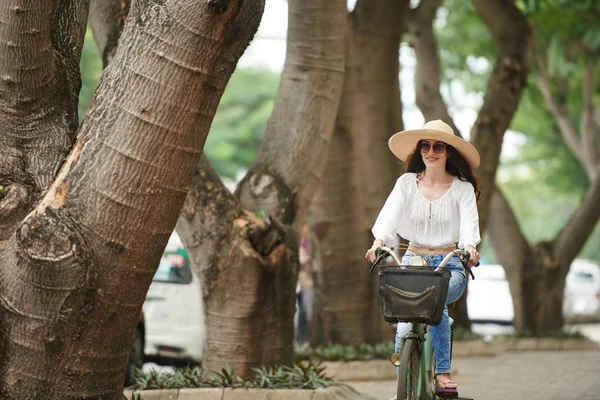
[{"x1": 406, "y1": 141, "x2": 481, "y2": 201}]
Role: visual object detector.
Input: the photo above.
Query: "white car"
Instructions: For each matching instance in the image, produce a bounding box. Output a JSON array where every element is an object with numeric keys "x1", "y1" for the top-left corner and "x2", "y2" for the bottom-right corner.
[
  {"x1": 466, "y1": 264, "x2": 514, "y2": 325},
  {"x1": 563, "y1": 259, "x2": 600, "y2": 318},
  {"x1": 142, "y1": 232, "x2": 205, "y2": 362}
]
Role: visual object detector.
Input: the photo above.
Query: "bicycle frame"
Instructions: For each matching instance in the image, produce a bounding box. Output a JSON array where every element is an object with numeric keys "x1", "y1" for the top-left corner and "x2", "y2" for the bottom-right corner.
[{"x1": 373, "y1": 245, "x2": 470, "y2": 400}]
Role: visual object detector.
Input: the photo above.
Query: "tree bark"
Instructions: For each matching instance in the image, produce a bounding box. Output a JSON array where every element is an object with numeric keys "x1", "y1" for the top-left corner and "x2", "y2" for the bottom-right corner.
[
  {"x1": 0, "y1": 0, "x2": 89, "y2": 243},
  {"x1": 178, "y1": 0, "x2": 348, "y2": 378},
  {"x1": 0, "y1": 1, "x2": 263, "y2": 398},
  {"x1": 352, "y1": 0, "x2": 407, "y2": 224}
]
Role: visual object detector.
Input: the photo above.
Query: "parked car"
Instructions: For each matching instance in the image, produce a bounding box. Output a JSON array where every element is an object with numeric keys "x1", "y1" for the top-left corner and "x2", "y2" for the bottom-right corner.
[
  {"x1": 142, "y1": 232, "x2": 205, "y2": 362},
  {"x1": 563, "y1": 259, "x2": 600, "y2": 318},
  {"x1": 467, "y1": 259, "x2": 600, "y2": 327},
  {"x1": 125, "y1": 232, "x2": 205, "y2": 386},
  {"x1": 467, "y1": 264, "x2": 514, "y2": 325}
]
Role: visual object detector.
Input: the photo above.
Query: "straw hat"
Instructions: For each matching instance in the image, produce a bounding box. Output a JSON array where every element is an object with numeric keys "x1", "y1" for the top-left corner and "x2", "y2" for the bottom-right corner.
[{"x1": 388, "y1": 119, "x2": 480, "y2": 168}]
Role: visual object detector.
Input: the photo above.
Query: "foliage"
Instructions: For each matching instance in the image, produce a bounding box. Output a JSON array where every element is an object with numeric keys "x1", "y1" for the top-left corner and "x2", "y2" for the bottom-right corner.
[
  {"x1": 295, "y1": 342, "x2": 395, "y2": 362},
  {"x1": 203, "y1": 68, "x2": 280, "y2": 180},
  {"x1": 436, "y1": 0, "x2": 494, "y2": 95},
  {"x1": 507, "y1": 84, "x2": 589, "y2": 196},
  {"x1": 246, "y1": 362, "x2": 332, "y2": 389},
  {"x1": 208, "y1": 364, "x2": 245, "y2": 388},
  {"x1": 135, "y1": 366, "x2": 210, "y2": 390},
  {"x1": 437, "y1": 0, "x2": 600, "y2": 264},
  {"x1": 79, "y1": 28, "x2": 102, "y2": 123},
  {"x1": 133, "y1": 362, "x2": 335, "y2": 390}
]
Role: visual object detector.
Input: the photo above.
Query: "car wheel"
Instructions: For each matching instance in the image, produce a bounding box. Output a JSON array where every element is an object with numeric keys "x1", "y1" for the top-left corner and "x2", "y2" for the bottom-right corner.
[{"x1": 124, "y1": 326, "x2": 144, "y2": 387}]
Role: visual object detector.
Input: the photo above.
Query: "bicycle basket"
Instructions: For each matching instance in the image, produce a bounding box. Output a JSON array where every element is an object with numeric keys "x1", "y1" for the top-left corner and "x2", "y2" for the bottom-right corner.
[{"x1": 378, "y1": 265, "x2": 451, "y2": 326}]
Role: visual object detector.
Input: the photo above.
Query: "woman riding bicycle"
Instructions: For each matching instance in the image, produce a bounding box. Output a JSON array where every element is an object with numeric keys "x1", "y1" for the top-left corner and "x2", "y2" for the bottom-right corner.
[{"x1": 365, "y1": 119, "x2": 481, "y2": 396}]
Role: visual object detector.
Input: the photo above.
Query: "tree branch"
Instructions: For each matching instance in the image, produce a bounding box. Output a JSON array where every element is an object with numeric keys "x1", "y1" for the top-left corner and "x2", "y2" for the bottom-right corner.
[
  {"x1": 533, "y1": 49, "x2": 583, "y2": 161},
  {"x1": 581, "y1": 59, "x2": 598, "y2": 178},
  {"x1": 407, "y1": 0, "x2": 461, "y2": 136},
  {"x1": 89, "y1": 0, "x2": 131, "y2": 68},
  {"x1": 470, "y1": 0, "x2": 531, "y2": 233},
  {"x1": 555, "y1": 166, "x2": 600, "y2": 266},
  {"x1": 0, "y1": 0, "x2": 89, "y2": 242},
  {"x1": 487, "y1": 185, "x2": 530, "y2": 327}
]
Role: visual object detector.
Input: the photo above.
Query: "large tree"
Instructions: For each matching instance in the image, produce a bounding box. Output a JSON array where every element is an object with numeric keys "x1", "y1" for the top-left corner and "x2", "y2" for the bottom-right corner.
[
  {"x1": 488, "y1": 1, "x2": 600, "y2": 333},
  {"x1": 0, "y1": 0, "x2": 263, "y2": 398}
]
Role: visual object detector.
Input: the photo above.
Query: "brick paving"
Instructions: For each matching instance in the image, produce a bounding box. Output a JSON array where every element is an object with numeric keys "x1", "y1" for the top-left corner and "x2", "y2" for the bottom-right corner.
[{"x1": 347, "y1": 350, "x2": 600, "y2": 400}]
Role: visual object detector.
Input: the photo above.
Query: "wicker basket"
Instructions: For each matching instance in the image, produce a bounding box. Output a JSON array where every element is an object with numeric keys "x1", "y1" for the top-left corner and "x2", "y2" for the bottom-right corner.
[{"x1": 378, "y1": 265, "x2": 451, "y2": 326}]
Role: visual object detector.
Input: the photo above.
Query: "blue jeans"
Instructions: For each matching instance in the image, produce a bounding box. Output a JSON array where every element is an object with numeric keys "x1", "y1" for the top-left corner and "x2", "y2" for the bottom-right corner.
[{"x1": 394, "y1": 254, "x2": 466, "y2": 374}]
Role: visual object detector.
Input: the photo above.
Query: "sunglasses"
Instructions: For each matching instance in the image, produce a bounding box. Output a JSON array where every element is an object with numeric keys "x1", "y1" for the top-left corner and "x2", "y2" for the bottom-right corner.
[{"x1": 419, "y1": 141, "x2": 447, "y2": 154}]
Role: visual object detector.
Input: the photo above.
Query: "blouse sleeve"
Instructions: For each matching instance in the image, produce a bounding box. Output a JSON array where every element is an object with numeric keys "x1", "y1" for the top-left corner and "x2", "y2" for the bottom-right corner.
[
  {"x1": 457, "y1": 181, "x2": 481, "y2": 249},
  {"x1": 371, "y1": 176, "x2": 405, "y2": 246}
]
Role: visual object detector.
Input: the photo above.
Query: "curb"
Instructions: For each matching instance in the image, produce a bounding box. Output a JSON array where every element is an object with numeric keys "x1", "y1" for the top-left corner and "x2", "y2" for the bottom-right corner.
[{"x1": 124, "y1": 384, "x2": 377, "y2": 400}]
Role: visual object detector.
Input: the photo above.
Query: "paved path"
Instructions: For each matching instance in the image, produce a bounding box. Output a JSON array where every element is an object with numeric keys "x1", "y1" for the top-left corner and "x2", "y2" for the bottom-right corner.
[{"x1": 347, "y1": 350, "x2": 600, "y2": 400}]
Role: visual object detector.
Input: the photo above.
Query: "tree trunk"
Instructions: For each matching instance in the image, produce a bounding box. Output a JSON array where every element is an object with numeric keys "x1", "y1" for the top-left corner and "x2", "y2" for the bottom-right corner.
[
  {"x1": 178, "y1": 0, "x2": 348, "y2": 378},
  {"x1": 520, "y1": 243, "x2": 569, "y2": 333},
  {"x1": 0, "y1": 0, "x2": 89, "y2": 243},
  {"x1": 0, "y1": 1, "x2": 263, "y2": 398},
  {"x1": 310, "y1": 35, "x2": 376, "y2": 345},
  {"x1": 309, "y1": 0, "x2": 409, "y2": 346},
  {"x1": 177, "y1": 158, "x2": 297, "y2": 378},
  {"x1": 352, "y1": 0, "x2": 407, "y2": 224},
  {"x1": 487, "y1": 186, "x2": 530, "y2": 330}
]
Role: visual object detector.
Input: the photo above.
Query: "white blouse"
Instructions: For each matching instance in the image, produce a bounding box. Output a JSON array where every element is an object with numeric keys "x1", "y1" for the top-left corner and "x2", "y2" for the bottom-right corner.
[{"x1": 372, "y1": 172, "x2": 481, "y2": 249}]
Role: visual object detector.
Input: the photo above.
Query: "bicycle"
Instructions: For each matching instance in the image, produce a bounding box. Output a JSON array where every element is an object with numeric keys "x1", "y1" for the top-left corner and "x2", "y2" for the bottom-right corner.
[{"x1": 369, "y1": 245, "x2": 476, "y2": 400}]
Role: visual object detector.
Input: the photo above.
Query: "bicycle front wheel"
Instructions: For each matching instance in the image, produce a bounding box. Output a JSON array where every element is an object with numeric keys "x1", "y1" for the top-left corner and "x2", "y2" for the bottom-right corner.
[{"x1": 397, "y1": 337, "x2": 419, "y2": 400}]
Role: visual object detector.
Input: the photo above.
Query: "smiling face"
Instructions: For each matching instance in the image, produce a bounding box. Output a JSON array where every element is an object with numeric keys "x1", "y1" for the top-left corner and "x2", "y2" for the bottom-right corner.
[{"x1": 419, "y1": 139, "x2": 448, "y2": 167}]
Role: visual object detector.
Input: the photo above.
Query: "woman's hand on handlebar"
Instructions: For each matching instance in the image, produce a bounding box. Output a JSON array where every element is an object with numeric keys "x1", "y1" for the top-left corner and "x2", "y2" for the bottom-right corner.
[
  {"x1": 365, "y1": 239, "x2": 384, "y2": 263},
  {"x1": 465, "y1": 245, "x2": 480, "y2": 266}
]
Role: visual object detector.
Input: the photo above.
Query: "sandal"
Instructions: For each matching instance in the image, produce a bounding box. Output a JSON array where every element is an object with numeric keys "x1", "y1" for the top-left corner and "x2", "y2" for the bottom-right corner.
[
  {"x1": 436, "y1": 375, "x2": 458, "y2": 396},
  {"x1": 437, "y1": 379, "x2": 458, "y2": 390}
]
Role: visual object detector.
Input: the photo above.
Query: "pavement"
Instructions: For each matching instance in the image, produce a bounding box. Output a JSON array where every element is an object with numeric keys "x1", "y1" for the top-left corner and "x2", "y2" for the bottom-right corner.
[
  {"x1": 346, "y1": 350, "x2": 600, "y2": 400},
  {"x1": 346, "y1": 323, "x2": 600, "y2": 400}
]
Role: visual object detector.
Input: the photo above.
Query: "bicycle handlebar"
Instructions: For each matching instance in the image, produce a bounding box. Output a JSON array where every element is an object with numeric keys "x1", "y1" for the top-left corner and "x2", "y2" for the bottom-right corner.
[{"x1": 369, "y1": 246, "x2": 479, "y2": 275}]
